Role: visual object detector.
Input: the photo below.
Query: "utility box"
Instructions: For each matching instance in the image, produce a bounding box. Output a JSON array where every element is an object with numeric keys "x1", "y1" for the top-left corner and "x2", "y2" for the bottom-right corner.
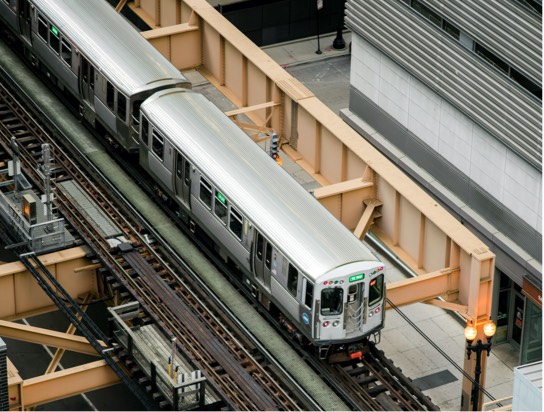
[
  {"x1": 512, "y1": 361, "x2": 542, "y2": 411},
  {"x1": 22, "y1": 193, "x2": 37, "y2": 225}
]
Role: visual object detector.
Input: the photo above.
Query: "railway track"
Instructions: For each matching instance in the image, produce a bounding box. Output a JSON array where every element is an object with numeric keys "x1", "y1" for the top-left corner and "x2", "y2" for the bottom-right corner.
[
  {"x1": 0, "y1": 69, "x2": 317, "y2": 411},
  {"x1": 0, "y1": 57, "x2": 440, "y2": 411}
]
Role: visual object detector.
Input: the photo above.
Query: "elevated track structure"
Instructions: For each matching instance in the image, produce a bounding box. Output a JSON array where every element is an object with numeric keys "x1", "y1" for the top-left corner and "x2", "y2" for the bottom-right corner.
[{"x1": 0, "y1": 0, "x2": 499, "y2": 409}]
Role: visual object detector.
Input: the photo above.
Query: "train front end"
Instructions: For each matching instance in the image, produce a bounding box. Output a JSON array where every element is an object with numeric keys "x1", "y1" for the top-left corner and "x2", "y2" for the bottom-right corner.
[{"x1": 312, "y1": 261, "x2": 385, "y2": 360}]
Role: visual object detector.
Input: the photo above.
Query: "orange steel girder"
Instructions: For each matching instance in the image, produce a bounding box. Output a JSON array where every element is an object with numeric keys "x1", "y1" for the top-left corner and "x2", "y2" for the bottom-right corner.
[
  {"x1": 386, "y1": 267, "x2": 465, "y2": 310},
  {"x1": 20, "y1": 360, "x2": 120, "y2": 409},
  {"x1": 0, "y1": 320, "x2": 102, "y2": 356}
]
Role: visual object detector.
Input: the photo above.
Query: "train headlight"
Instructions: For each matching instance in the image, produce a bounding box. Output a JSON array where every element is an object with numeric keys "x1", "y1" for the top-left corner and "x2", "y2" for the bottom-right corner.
[
  {"x1": 333, "y1": 320, "x2": 340, "y2": 327},
  {"x1": 323, "y1": 321, "x2": 330, "y2": 327},
  {"x1": 369, "y1": 311, "x2": 373, "y2": 317}
]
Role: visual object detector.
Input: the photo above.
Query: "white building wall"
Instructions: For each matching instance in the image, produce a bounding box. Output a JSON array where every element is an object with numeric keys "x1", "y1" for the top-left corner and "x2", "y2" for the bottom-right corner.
[{"x1": 351, "y1": 36, "x2": 542, "y2": 233}]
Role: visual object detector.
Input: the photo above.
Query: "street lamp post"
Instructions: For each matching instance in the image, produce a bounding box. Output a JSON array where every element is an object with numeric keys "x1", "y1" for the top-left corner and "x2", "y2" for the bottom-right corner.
[{"x1": 464, "y1": 321, "x2": 497, "y2": 411}]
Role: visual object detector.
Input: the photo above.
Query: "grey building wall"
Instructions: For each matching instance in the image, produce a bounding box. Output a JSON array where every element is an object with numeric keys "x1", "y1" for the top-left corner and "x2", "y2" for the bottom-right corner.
[
  {"x1": 345, "y1": 0, "x2": 541, "y2": 169},
  {"x1": 343, "y1": 0, "x2": 542, "y2": 286}
]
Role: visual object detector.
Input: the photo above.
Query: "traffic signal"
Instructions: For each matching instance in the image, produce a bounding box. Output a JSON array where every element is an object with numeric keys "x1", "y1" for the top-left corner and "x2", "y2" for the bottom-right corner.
[{"x1": 270, "y1": 133, "x2": 279, "y2": 159}]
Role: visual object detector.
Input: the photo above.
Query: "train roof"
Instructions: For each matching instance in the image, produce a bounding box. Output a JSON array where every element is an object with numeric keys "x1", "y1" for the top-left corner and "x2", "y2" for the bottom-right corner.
[
  {"x1": 141, "y1": 89, "x2": 379, "y2": 280},
  {"x1": 32, "y1": 0, "x2": 189, "y2": 95}
]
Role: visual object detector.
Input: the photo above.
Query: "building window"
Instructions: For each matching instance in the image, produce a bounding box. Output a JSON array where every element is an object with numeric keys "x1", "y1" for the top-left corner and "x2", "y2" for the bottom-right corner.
[
  {"x1": 442, "y1": 20, "x2": 460, "y2": 40},
  {"x1": 511, "y1": 68, "x2": 542, "y2": 99},
  {"x1": 475, "y1": 44, "x2": 509, "y2": 75},
  {"x1": 513, "y1": 0, "x2": 542, "y2": 15},
  {"x1": 520, "y1": 300, "x2": 542, "y2": 363},
  {"x1": 496, "y1": 272, "x2": 511, "y2": 344},
  {"x1": 412, "y1": 0, "x2": 441, "y2": 27}
]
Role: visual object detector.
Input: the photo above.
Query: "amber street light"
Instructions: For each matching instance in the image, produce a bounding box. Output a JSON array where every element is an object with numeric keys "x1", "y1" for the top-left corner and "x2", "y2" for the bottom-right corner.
[{"x1": 464, "y1": 321, "x2": 496, "y2": 411}]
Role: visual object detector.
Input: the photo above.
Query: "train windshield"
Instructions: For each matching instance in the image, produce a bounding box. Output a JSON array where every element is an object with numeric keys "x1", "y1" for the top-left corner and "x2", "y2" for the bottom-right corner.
[
  {"x1": 368, "y1": 274, "x2": 384, "y2": 306},
  {"x1": 321, "y1": 288, "x2": 343, "y2": 316}
]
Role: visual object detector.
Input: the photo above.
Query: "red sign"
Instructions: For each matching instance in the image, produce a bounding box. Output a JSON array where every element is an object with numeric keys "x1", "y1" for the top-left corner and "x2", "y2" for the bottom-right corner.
[{"x1": 523, "y1": 277, "x2": 542, "y2": 308}]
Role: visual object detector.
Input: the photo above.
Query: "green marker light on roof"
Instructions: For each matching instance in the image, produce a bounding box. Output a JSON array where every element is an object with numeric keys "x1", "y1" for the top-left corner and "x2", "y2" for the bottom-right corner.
[{"x1": 51, "y1": 25, "x2": 59, "y2": 37}]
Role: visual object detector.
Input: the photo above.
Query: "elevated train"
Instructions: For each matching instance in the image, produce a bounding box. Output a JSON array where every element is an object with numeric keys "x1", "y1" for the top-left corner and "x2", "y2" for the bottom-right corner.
[{"x1": 0, "y1": 0, "x2": 386, "y2": 360}]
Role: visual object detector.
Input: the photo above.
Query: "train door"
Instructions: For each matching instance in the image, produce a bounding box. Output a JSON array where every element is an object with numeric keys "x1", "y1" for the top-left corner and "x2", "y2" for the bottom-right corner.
[
  {"x1": 252, "y1": 231, "x2": 271, "y2": 291},
  {"x1": 345, "y1": 282, "x2": 364, "y2": 333},
  {"x1": 175, "y1": 151, "x2": 191, "y2": 208},
  {"x1": 79, "y1": 55, "x2": 96, "y2": 125},
  {"x1": 17, "y1": 0, "x2": 31, "y2": 44}
]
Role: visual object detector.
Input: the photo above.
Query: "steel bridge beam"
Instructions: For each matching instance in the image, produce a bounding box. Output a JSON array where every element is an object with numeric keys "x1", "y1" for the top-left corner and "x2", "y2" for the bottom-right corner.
[
  {"x1": 21, "y1": 360, "x2": 120, "y2": 409},
  {"x1": 0, "y1": 320, "x2": 102, "y2": 356}
]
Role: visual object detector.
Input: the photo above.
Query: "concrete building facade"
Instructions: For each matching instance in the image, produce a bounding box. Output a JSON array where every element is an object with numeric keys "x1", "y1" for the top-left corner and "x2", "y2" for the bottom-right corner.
[{"x1": 342, "y1": 0, "x2": 542, "y2": 365}]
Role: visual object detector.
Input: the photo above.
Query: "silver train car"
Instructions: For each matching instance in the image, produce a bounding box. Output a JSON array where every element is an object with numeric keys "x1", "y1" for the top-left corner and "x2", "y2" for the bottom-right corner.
[
  {"x1": 0, "y1": 0, "x2": 190, "y2": 151},
  {"x1": 139, "y1": 89, "x2": 386, "y2": 358}
]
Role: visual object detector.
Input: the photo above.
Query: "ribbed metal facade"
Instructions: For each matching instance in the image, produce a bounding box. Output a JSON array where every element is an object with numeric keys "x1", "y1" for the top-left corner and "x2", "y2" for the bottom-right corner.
[{"x1": 345, "y1": 0, "x2": 542, "y2": 170}]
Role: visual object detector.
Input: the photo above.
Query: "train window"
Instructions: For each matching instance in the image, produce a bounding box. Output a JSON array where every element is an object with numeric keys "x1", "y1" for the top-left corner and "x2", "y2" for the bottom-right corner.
[
  {"x1": 152, "y1": 130, "x2": 164, "y2": 160},
  {"x1": 199, "y1": 177, "x2": 212, "y2": 209},
  {"x1": 304, "y1": 280, "x2": 314, "y2": 309},
  {"x1": 49, "y1": 24, "x2": 60, "y2": 54},
  {"x1": 229, "y1": 207, "x2": 243, "y2": 240},
  {"x1": 184, "y1": 159, "x2": 190, "y2": 186},
  {"x1": 256, "y1": 233, "x2": 263, "y2": 261},
  {"x1": 89, "y1": 65, "x2": 95, "y2": 89},
  {"x1": 141, "y1": 116, "x2": 149, "y2": 146},
  {"x1": 37, "y1": 15, "x2": 47, "y2": 42},
  {"x1": 117, "y1": 93, "x2": 127, "y2": 122},
  {"x1": 368, "y1": 274, "x2": 384, "y2": 306},
  {"x1": 132, "y1": 100, "x2": 142, "y2": 126},
  {"x1": 176, "y1": 154, "x2": 183, "y2": 179},
  {"x1": 214, "y1": 191, "x2": 228, "y2": 225},
  {"x1": 287, "y1": 264, "x2": 298, "y2": 297},
  {"x1": 321, "y1": 288, "x2": 343, "y2": 316},
  {"x1": 265, "y1": 243, "x2": 272, "y2": 269},
  {"x1": 61, "y1": 38, "x2": 72, "y2": 66},
  {"x1": 106, "y1": 82, "x2": 115, "y2": 112}
]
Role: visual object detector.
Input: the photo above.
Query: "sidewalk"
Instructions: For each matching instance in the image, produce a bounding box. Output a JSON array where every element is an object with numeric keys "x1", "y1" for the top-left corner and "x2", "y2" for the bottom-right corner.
[{"x1": 262, "y1": 32, "x2": 352, "y2": 68}]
